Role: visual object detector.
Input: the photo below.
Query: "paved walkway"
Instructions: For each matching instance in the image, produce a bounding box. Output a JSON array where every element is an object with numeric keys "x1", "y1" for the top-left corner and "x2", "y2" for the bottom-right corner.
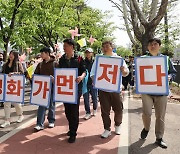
[
  {"x1": 129, "y1": 95, "x2": 180, "y2": 154},
  {"x1": 0, "y1": 90, "x2": 180, "y2": 154},
  {"x1": 0, "y1": 96, "x2": 128, "y2": 154}
]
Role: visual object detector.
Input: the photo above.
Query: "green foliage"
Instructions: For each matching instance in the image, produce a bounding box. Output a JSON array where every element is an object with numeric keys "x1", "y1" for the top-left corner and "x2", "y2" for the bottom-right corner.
[
  {"x1": 0, "y1": 0, "x2": 116, "y2": 57},
  {"x1": 116, "y1": 46, "x2": 132, "y2": 58}
]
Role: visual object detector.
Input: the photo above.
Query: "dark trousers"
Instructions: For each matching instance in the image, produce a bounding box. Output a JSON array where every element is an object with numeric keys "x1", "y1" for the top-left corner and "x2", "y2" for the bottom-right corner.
[
  {"x1": 64, "y1": 91, "x2": 82, "y2": 137},
  {"x1": 83, "y1": 84, "x2": 98, "y2": 114},
  {"x1": 99, "y1": 90, "x2": 123, "y2": 131},
  {"x1": 122, "y1": 73, "x2": 134, "y2": 89}
]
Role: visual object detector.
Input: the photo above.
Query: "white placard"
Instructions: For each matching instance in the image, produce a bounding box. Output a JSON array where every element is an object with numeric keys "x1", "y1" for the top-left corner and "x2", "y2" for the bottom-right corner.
[
  {"x1": 30, "y1": 75, "x2": 52, "y2": 107},
  {"x1": 94, "y1": 56, "x2": 123, "y2": 93},
  {"x1": 135, "y1": 56, "x2": 169, "y2": 95},
  {"x1": 4, "y1": 74, "x2": 25, "y2": 103},
  {"x1": 54, "y1": 68, "x2": 78, "y2": 104},
  {"x1": 0, "y1": 74, "x2": 5, "y2": 101}
]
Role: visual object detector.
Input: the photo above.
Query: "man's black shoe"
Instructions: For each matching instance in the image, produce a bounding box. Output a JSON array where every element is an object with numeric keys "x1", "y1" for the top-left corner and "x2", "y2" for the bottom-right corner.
[
  {"x1": 155, "y1": 138, "x2": 167, "y2": 149},
  {"x1": 68, "y1": 136, "x2": 76, "y2": 143},
  {"x1": 67, "y1": 131, "x2": 70, "y2": 136},
  {"x1": 140, "y1": 128, "x2": 149, "y2": 139}
]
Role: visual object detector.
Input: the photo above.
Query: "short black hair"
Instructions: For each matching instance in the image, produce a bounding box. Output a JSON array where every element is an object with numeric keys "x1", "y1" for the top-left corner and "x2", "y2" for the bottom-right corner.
[
  {"x1": 40, "y1": 47, "x2": 51, "y2": 54},
  {"x1": 148, "y1": 38, "x2": 161, "y2": 45},
  {"x1": 63, "y1": 38, "x2": 76, "y2": 49}
]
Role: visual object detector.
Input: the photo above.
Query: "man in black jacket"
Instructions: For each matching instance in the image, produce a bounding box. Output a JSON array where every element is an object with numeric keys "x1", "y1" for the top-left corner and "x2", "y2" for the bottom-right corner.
[{"x1": 58, "y1": 39, "x2": 86, "y2": 143}]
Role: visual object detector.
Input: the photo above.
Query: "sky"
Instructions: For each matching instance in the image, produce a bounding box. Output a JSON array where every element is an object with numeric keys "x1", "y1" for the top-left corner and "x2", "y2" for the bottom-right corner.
[
  {"x1": 87, "y1": 0, "x2": 130, "y2": 47},
  {"x1": 87, "y1": 0, "x2": 180, "y2": 48}
]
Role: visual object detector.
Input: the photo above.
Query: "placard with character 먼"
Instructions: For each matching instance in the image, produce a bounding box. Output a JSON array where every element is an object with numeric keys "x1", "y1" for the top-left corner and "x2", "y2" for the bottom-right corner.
[{"x1": 54, "y1": 68, "x2": 78, "y2": 104}]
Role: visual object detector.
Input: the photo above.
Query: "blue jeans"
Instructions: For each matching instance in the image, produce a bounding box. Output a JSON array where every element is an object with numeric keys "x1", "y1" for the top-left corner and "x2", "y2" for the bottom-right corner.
[
  {"x1": 37, "y1": 95, "x2": 55, "y2": 127},
  {"x1": 83, "y1": 84, "x2": 98, "y2": 114}
]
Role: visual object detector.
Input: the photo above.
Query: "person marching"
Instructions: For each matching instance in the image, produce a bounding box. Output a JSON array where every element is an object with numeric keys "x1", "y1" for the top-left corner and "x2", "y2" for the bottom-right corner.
[
  {"x1": 140, "y1": 38, "x2": 177, "y2": 149},
  {"x1": 0, "y1": 50, "x2": 24, "y2": 128},
  {"x1": 34, "y1": 47, "x2": 57, "y2": 131},
  {"x1": 83, "y1": 48, "x2": 98, "y2": 120},
  {"x1": 58, "y1": 39, "x2": 86, "y2": 143},
  {"x1": 90, "y1": 41, "x2": 129, "y2": 138}
]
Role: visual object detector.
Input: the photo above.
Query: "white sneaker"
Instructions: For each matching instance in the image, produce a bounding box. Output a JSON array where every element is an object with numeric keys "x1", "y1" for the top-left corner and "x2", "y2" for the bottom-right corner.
[
  {"x1": 34, "y1": 125, "x2": 44, "y2": 131},
  {"x1": 84, "y1": 114, "x2": 91, "y2": 120},
  {"x1": 115, "y1": 125, "x2": 121, "y2": 135},
  {"x1": 0, "y1": 121, "x2": 10, "y2": 128},
  {"x1": 101, "y1": 130, "x2": 111, "y2": 138},
  {"x1": 17, "y1": 115, "x2": 24, "y2": 123},
  {"x1": 48, "y1": 123, "x2": 55, "y2": 128},
  {"x1": 92, "y1": 110, "x2": 97, "y2": 116}
]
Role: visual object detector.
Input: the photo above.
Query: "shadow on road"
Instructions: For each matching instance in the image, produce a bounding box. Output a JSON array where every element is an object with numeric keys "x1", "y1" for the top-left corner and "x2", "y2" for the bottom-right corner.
[{"x1": 129, "y1": 139, "x2": 158, "y2": 154}]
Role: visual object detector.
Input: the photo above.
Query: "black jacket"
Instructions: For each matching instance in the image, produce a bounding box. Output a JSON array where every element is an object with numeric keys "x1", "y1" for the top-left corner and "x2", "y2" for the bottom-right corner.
[
  {"x1": 58, "y1": 53, "x2": 86, "y2": 89},
  {"x1": 84, "y1": 57, "x2": 94, "y2": 85}
]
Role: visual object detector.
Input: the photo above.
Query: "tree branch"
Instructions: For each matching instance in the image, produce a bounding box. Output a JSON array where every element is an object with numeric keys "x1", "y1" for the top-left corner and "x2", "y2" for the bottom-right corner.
[
  {"x1": 17, "y1": 0, "x2": 25, "y2": 9},
  {"x1": 122, "y1": 0, "x2": 136, "y2": 44},
  {"x1": 149, "y1": 0, "x2": 168, "y2": 28},
  {"x1": 131, "y1": 0, "x2": 148, "y2": 26},
  {"x1": 32, "y1": 36, "x2": 47, "y2": 46},
  {"x1": 148, "y1": 0, "x2": 158, "y2": 22},
  {"x1": 55, "y1": 0, "x2": 69, "y2": 23},
  {"x1": 108, "y1": 0, "x2": 123, "y2": 13},
  {"x1": 0, "y1": 17, "x2": 3, "y2": 30},
  {"x1": 9, "y1": 0, "x2": 25, "y2": 36},
  {"x1": 130, "y1": 0, "x2": 142, "y2": 41}
]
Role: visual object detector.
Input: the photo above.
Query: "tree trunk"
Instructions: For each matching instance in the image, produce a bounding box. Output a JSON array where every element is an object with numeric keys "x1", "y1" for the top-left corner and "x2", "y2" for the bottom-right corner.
[
  {"x1": 141, "y1": 27, "x2": 155, "y2": 55},
  {"x1": 109, "y1": 0, "x2": 168, "y2": 55},
  {"x1": 141, "y1": 36, "x2": 149, "y2": 55},
  {"x1": 3, "y1": 41, "x2": 9, "y2": 61},
  {"x1": 164, "y1": 11, "x2": 169, "y2": 52}
]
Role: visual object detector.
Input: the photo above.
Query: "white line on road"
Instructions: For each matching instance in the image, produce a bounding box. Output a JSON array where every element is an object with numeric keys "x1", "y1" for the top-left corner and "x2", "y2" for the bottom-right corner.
[
  {"x1": 0, "y1": 103, "x2": 62, "y2": 144},
  {"x1": 118, "y1": 92, "x2": 129, "y2": 154}
]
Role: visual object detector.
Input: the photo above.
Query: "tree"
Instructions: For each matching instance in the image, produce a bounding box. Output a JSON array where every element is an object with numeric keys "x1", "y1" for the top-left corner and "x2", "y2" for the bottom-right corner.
[
  {"x1": 109, "y1": 0, "x2": 168, "y2": 55},
  {"x1": 0, "y1": 0, "x2": 117, "y2": 57},
  {"x1": 116, "y1": 46, "x2": 132, "y2": 57},
  {"x1": 25, "y1": 0, "x2": 71, "y2": 52},
  {"x1": 0, "y1": 0, "x2": 25, "y2": 60},
  {"x1": 156, "y1": 0, "x2": 180, "y2": 57}
]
